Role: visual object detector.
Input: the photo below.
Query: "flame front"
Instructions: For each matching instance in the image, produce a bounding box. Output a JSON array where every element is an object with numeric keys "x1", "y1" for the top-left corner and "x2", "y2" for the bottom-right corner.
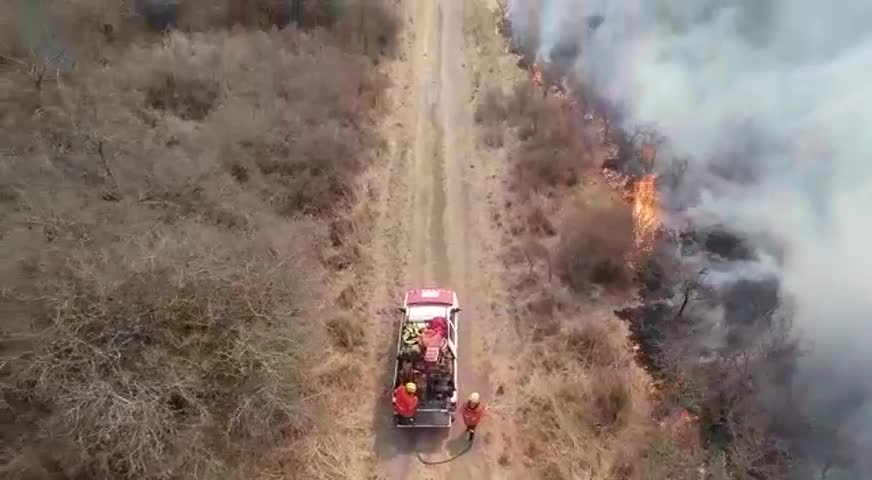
[
  {"x1": 530, "y1": 64, "x2": 544, "y2": 86},
  {"x1": 632, "y1": 174, "x2": 659, "y2": 251}
]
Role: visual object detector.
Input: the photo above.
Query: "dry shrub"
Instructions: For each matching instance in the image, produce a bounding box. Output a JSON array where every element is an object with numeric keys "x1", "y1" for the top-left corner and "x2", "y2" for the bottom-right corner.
[
  {"x1": 531, "y1": 316, "x2": 562, "y2": 341},
  {"x1": 2, "y1": 29, "x2": 389, "y2": 216},
  {"x1": 145, "y1": 74, "x2": 219, "y2": 120},
  {"x1": 565, "y1": 322, "x2": 626, "y2": 368},
  {"x1": 330, "y1": 0, "x2": 400, "y2": 58},
  {"x1": 505, "y1": 83, "x2": 541, "y2": 122},
  {"x1": 591, "y1": 370, "x2": 632, "y2": 429},
  {"x1": 481, "y1": 83, "x2": 596, "y2": 195},
  {"x1": 0, "y1": 219, "x2": 328, "y2": 479},
  {"x1": 4, "y1": 0, "x2": 398, "y2": 71},
  {"x1": 0, "y1": 4, "x2": 390, "y2": 478},
  {"x1": 514, "y1": 121, "x2": 593, "y2": 194},
  {"x1": 329, "y1": 217, "x2": 354, "y2": 246},
  {"x1": 522, "y1": 200, "x2": 556, "y2": 236},
  {"x1": 481, "y1": 124, "x2": 504, "y2": 148},
  {"x1": 518, "y1": 357, "x2": 642, "y2": 475},
  {"x1": 513, "y1": 306, "x2": 652, "y2": 477},
  {"x1": 552, "y1": 368, "x2": 632, "y2": 433},
  {"x1": 539, "y1": 462, "x2": 568, "y2": 480},
  {"x1": 222, "y1": 0, "x2": 399, "y2": 57},
  {"x1": 326, "y1": 313, "x2": 366, "y2": 351},
  {"x1": 610, "y1": 429, "x2": 704, "y2": 480},
  {"x1": 555, "y1": 202, "x2": 634, "y2": 290},
  {"x1": 524, "y1": 289, "x2": 564, "y2": 320},
  {"x1": 225, "y1": 0, "x2": 294, "y2": 29},
  {"x1": 120, "y1": 29, "x2": 387, "y2": 216},
  {"x1": 475, "y1": 87, "x2": 508, "y2": 125}
]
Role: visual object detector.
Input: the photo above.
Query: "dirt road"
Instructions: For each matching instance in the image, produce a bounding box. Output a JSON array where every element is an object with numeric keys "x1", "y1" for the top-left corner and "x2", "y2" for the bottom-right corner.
[{"x1": 366, "y1": 0, "x2": 517, "y2": 478}]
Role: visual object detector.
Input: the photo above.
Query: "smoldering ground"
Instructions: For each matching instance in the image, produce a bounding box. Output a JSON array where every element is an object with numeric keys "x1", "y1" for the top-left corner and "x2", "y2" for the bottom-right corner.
[{"x1": 508, "y1": 0, "x2": 872, "y2": 477}]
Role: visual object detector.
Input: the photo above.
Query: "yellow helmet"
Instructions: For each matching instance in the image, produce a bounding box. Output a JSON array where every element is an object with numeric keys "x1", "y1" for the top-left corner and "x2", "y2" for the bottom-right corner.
[
  {"x1": 405, "y1": 382, "x2": 417, "y2": 394},
  {"x1": 468, "y1": 392, "x2": 480, "y2": 404}
]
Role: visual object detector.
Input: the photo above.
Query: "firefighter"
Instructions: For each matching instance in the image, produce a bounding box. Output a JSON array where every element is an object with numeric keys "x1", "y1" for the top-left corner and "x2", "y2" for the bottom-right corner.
[
  {"x1": 393, "y1": 382, "x2": 419, "y2": 424},
  {"x1": 461, "y1": 392, "x2": 487, "y2": 442}
]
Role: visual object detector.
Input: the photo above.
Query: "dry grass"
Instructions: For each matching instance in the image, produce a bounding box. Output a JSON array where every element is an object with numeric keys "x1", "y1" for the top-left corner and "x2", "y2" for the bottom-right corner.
[
  {"x1": 515, "y1": 318, "x2": 653, "y2": 479},
  {"x1": 476, "y1": 74, "x2": 701, "y2": 477},
  {"x1": 0, "y1": 1, "x2": 396, "y2": 478},
  {"x1": 509, "y1": 301, "x2": 706, "y2": 479},
  {"x1": 609, "y1": 428, "x2": 705, "y2": 480},
  {"x1": 554, "y1": 201, "x2": 634, "y2": 290},
  {"x1": 1, "y1": 220, "x2": 327, "y2": 479},
  {"x1": 220, "y1": 0, "x2": 400, "y2": 57},
  {"x1": 326, "y1": 312, "x2": 367, "y2": 352}
]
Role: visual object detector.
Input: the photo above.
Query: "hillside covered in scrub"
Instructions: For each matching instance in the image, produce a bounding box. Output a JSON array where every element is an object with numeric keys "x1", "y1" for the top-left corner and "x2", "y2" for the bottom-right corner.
[{"x1": 0, "y1": 1, "x2": 396, "y2": 478}]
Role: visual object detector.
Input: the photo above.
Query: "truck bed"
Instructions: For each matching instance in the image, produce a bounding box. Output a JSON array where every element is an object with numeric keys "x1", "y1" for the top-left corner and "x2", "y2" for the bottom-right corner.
[
  {"x1": 397, "y1": 409, "x2": 453, "y2": 428},
  {"x1": 393, "y1": 300, "x2": 460, "y2": 429}
]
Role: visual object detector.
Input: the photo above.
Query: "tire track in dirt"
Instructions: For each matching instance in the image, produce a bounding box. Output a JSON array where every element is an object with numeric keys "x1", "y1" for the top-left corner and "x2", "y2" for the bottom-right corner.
[
  {"x1": 369, "y1": 0, "x2": 516, "y2": 478},
  {"x1": 369, "y1": 1, "x2": 446, "y2": 477},
  {"x1": 433, "y1": 1, "x2": 498, "y2": 477},
  {"x1": 414, "y1": 0, "x2": 449, "y2": 286}
]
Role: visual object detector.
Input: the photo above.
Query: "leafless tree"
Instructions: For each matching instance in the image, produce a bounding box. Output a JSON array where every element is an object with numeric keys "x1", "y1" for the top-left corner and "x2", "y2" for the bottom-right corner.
[
  {"x1": 630, "y1": 124, "x2": 667, "y2": 173},
  {"x1": 673, "y1": 267, "x2": 709, "y2": 321}
]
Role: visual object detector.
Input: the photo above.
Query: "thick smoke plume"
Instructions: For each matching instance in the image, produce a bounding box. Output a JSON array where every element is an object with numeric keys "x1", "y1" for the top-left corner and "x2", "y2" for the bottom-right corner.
[{"x1": 509, "y1": 0, "x2": 872, "y2": 476}]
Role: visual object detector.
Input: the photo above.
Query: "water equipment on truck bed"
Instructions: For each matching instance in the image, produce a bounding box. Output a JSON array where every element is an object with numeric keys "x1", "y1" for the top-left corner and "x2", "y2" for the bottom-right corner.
[{"x1": 391, "y1": 289, "x2": 461, "y2": 428}]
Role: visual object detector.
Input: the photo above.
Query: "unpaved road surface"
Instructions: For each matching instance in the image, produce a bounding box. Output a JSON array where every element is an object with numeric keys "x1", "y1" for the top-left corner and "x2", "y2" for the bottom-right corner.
[{"x1": 366, "y1": 0, "x2": 519, "y2": 478}]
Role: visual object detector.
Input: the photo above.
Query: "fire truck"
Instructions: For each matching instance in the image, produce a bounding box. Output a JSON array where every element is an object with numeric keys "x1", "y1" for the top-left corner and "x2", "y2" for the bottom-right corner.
[{"x1": 392, "y1": 288, "x2": 460, "y2": 428}]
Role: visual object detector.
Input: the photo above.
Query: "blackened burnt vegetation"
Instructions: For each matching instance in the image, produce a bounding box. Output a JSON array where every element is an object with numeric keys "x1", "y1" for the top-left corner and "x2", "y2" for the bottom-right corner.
[
  {"x1": 0, "y1": 1, "x2": 396, "y2": 479},
  {"x1": 620, "y1": 225, "x2": 866, "y2": 478}
]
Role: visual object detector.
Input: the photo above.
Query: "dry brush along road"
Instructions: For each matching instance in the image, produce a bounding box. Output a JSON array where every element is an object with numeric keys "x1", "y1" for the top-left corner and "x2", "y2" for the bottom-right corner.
[{"x1": 363, "y1": 0, "x2": 522, "y2": 478}]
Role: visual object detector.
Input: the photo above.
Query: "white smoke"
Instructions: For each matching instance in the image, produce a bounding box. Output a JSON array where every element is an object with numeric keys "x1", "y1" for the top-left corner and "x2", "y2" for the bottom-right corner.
[{"x1": 510, "y1": 0, "x2": 872, "y2": 472}]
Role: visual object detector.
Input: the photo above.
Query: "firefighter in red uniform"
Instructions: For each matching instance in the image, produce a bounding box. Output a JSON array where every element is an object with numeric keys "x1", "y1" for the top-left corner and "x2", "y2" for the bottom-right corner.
[
  {"x1": 393, "y1": 382, "x2": 419, "y2": 424},
  {"x1": 461, "y1": 392, "x2": 487, "y2": 442}
]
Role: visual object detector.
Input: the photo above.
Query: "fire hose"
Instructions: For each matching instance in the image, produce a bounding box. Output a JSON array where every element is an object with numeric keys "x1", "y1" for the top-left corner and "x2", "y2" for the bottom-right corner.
[
  {"x1": 416, "y1": 440, "x2": 473, "y2": 465},
  {"x1": 413, "y1": 405, "x2": 506, "y2": 465}
]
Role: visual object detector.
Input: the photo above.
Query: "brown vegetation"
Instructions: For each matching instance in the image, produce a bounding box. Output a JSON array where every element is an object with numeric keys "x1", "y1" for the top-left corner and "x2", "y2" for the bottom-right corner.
[
  {"x1": 0, "y1": 1, "x2": 395, "y2": 479},
  {"x1": 472, "y1": 40, "x2": 732, "y2": 473},
  {"x1": 476, "y1": 84, "x2": 595, "y2": 197},
  {"x1": 555, "y1": 202, "x2": 634, "y2": 290},
  {"x1": 514, "y1": 317, "x2": 654, "y2": 479},
  {"x1": 476, "y1": 79, "x2": 693, "y2": 479}
]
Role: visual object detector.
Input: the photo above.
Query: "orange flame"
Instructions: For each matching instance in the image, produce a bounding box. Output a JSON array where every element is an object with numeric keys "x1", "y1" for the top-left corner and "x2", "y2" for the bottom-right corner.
[
  {"x1": 632, "y1": 174, "x2": 659, "y2": 251},
  {"x1": 530, "y1": 64, "x2": 544, "y2": 86}
]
